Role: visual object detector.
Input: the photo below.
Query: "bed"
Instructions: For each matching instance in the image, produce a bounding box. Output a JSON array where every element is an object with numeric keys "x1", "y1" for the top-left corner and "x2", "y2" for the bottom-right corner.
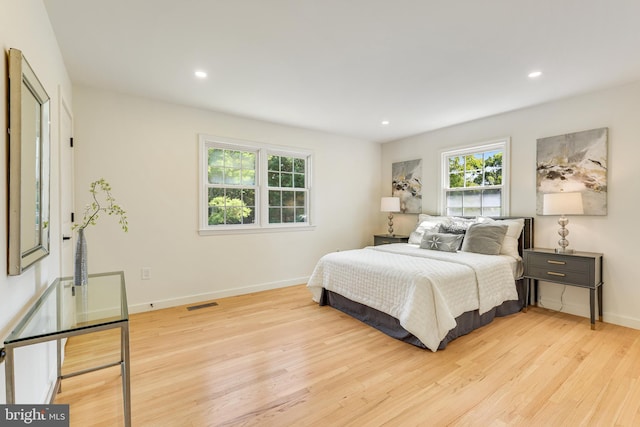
[{"x1": 307, "y1": 216, "x2": 534, "y2": 351}]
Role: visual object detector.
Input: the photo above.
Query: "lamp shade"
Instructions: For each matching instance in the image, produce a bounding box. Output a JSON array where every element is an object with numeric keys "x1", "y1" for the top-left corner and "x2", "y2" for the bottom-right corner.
[
  {"x1": 380, "y1": 197, "x2": 400, "y2": 212},
  {"x1": 543, "y1": 192, "x2": 584, "y2": 215}
]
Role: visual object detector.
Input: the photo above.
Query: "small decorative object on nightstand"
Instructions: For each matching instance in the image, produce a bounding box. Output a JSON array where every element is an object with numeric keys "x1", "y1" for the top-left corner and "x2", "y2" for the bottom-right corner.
[
  {"x1": 374, "y1": 234, "x2": 409, "y2": 246},
  {"x1": 523, "y1": 248, "x2": 603, "y2": 330}
]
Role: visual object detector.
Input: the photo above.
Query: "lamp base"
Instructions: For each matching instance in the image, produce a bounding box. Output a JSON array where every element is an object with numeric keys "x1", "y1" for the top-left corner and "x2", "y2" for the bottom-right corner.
[
  {"x1": 387, "y1": 213, "x2": 394, "y2": 236},
  {"x1": 555, "y1": 216, "x2": 575, "y2": 254},
  {"x1": 555, "y1": 248, "x2": 575, "y2": 254}
]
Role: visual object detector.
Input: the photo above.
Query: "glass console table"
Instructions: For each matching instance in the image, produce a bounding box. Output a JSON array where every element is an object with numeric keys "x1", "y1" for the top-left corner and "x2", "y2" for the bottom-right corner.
[{"x1": 2, "y1": 271, "x2": 130, "y2": 427}]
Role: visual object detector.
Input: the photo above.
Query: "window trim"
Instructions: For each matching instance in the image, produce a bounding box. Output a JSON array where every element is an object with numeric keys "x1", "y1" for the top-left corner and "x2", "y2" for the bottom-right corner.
[
  {"x1": 439, "y1": 138, "x2": 510, "y2": 216},
  {"x1": 199, "y1": 134, "x2": 315, "y2": 235}
]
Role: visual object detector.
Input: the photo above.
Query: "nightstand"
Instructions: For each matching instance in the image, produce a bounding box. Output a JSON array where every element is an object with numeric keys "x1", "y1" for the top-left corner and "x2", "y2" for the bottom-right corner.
[
  {"x1": 374, "y1": 234, "x2": 409, "y2": 246},
  {"x1": 523, "y1": 248, "x2": 603, "y2": 330}
]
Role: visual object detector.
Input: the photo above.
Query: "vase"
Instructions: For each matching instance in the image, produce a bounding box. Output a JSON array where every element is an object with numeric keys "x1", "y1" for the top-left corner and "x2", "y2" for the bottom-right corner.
[{"x1": 74, "y1": 228, "x2": 88, "y2": 286}]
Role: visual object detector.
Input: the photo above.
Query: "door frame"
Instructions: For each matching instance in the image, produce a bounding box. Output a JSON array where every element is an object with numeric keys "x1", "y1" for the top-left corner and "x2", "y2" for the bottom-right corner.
[{"x1": 58, "y1": 86, "x2": 74, "y2": 277}]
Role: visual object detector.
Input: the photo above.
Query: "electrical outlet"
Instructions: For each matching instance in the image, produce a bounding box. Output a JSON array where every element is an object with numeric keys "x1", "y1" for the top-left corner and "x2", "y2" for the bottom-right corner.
[{"x1": 141, "y1": 267, "x2": 151, "y2": 280}]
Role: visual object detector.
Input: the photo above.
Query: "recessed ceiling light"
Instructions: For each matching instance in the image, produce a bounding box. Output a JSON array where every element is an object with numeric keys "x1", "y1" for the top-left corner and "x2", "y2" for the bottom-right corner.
[
  {"x1": 194, "y1": 70, "x2": 207, "y2": 79},
  {"x1": 381, "y1": 120, "x2": 390, "y2": 126},
  {"x1": 528, "y1": 71, "x2": 542, "y2": 78}
]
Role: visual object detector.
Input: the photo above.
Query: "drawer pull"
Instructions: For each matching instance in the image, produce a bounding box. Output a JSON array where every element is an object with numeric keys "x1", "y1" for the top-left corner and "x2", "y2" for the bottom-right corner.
[
  {"x1": 547, "y1": 271, "x2": 566, "y2": 277},
  {"x1": 547, "y1": 260, "x2": 566, "y2": 265}
]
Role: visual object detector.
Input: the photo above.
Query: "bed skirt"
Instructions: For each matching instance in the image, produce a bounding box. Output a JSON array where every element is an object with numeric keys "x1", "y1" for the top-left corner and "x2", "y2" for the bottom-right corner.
[{"x1": 319, "y1": 279, "x2": 528, "y2": 350}]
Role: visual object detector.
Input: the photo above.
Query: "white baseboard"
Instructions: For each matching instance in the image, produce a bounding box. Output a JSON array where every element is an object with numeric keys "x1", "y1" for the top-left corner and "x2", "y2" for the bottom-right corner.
[
  {"x1": 128, "y1": 276, "x2": 310, "y2": 314},
  {"x1": 598, "y1": 313, "x2": 640, "y2": 330},
  {"x1": 537, "y1": 297, "x2": 640, "y2": 330},
  {"x1": 536, "y1": 296, "x2": 589, "y2": 318}
]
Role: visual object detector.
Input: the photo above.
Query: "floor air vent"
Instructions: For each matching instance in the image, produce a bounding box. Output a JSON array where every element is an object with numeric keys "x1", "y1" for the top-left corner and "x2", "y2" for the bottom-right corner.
[{"x1": 186, "y1": 301, "x2": 219, "y2": 311}]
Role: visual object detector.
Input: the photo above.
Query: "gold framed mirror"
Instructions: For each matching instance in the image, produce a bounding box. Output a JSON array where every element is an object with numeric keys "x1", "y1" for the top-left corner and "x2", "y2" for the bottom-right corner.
[{"x1": 7, "y1": 48, "x2": 51, "y2": 275}]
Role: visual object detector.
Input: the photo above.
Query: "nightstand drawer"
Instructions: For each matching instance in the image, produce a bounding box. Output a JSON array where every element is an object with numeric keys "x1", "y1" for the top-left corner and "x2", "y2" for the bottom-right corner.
[
  {"x1": 527, "y1": 253, "x2": 591, "y2": 273},
  {"x1": 374, "y1": 235, "x2": 409, "y2": 246},
  {"x1": 525, "y1": 266, "x2": 590, "y2": 287}
]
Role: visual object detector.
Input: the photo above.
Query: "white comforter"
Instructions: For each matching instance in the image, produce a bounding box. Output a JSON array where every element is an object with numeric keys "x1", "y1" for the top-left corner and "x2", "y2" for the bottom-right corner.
[{"x1": 307, "y1": 244, "x2": 518, "y2": 351}]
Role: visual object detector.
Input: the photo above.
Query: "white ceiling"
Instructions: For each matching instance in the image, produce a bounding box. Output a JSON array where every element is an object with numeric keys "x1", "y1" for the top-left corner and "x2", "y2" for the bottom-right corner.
[{"x1": 43, "y1": 0, "x2": 640, "y2": 143}]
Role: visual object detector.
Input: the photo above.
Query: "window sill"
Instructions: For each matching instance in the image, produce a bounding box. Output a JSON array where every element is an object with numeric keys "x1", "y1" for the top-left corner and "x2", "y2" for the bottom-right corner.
[{"x1": 198, "y1": 224, "x2": 316, "y2": 236}]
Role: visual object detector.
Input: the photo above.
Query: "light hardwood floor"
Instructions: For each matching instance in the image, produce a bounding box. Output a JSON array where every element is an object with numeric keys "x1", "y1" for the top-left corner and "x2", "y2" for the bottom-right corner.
[{"x1": 55, "y1": 284, "x2": 640, "y2": 426}]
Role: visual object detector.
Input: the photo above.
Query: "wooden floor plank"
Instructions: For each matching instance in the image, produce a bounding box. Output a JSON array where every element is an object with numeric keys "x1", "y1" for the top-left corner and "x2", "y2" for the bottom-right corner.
[{"x1": 54, "y1": 284, "x2": 640, "y2": 426}]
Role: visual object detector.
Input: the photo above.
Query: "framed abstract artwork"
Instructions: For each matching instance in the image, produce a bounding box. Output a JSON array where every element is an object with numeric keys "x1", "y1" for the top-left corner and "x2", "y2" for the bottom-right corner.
[
  {"x1": 392, "y1": 159, "x2": 422, "y2": 213},
  {"x1": 536, "y1": 127, "x2": 608, "y2": 215}
]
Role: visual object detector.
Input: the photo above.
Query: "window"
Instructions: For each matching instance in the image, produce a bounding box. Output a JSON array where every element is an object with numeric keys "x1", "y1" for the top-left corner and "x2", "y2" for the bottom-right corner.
[
  {"x1": 206, "y1": 147, "x2": 257, "y2": 225},
  {"x1": 267, "y1": 154, "x2": 308, "y2": 224},
  {"x1": 199, "y1": 135, "x2": 313, "y2": 234},
  {"x1": 441, "y1": 139, "x2": 509, "y2": 217}
]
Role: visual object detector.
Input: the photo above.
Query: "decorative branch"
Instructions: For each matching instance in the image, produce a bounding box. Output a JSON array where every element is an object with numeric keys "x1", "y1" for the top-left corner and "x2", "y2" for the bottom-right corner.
[{"x1": 73, "y1": 178, "x2": 128, "y2": 232}]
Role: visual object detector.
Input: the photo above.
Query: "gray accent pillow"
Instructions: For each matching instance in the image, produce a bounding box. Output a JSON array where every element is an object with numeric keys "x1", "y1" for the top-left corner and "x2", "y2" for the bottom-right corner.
[
  {"x1": 420, "y1": 231, "x2": 464, "y2": 252},
  {"x1": 461, "y1": 223, "x2": 508, "y2": 255}
]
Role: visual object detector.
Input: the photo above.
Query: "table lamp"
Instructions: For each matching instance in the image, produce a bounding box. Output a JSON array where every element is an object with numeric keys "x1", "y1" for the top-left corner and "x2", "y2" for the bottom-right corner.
[
  {"x1": 380, "y1": 197, "x2": 400, "y2": 236},
  {"x1": 543, "y1": 191, "x2": 584, "y2": 253}
]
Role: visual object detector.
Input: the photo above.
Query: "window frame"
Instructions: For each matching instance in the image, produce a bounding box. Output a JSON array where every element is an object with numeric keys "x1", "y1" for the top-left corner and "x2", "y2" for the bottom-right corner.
[
  {"x1": 439, "y1": 138, "x2": 510, "y2": 217},
  {"x1": 199, "y1": 134, "x2": 314, "y2": 235},
  {"x1": 264, "y1": 149, "x2": 310, "y2": 226}
]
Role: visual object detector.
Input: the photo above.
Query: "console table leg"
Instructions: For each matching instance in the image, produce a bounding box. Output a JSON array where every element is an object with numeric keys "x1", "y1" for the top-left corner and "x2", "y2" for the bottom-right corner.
[
  {"x1": 5, "y1": 346, "x2": 15, "y2": 403},
  {"x1": 598, "y1": 284, "x2": 604, "y2": 322},
  {"x1": 121, "y1": 324, "x2": 132, "y2": 427},
  {"x1": 590, "y1": 288, "x2": 596, "y2": 330}
]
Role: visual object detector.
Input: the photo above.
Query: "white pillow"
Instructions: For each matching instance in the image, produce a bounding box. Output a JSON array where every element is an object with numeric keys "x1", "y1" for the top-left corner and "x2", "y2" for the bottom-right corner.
[
  {"x1": 408, "y1": 215, "x2": 452, "y2": 244},
  {"x1": 477, "y1": 217, "x2": 525, "y2": 259}
]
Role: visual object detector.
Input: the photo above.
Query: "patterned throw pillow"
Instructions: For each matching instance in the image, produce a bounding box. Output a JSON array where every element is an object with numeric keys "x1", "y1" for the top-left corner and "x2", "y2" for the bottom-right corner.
[
  {"x1": 408, "y1": 215, "x2": 452, "y2": 244},
  {"x1": 420, "y1": 231, "x2": 464, "y2": 252},
  {"x1": 438, "y1": 223, "x2": 468, "y2": 235}
]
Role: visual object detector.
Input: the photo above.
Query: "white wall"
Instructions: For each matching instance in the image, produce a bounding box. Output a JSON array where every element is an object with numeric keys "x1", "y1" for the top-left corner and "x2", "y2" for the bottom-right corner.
[
  {"x1": 72, "y1": 86, "x2": 380, "y2": 312},
  {"x1": 0, "y1": 0, "x2": 72, "y2": 403},
  {"x1": 381, "y1": 80, "x2": 640, "y2": 330}
]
